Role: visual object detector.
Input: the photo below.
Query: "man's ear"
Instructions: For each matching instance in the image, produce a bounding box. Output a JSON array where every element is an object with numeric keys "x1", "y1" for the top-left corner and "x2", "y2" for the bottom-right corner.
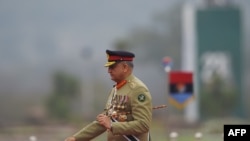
[{"x1": 123, "y1": 62, "x2": 129, "y2": 72}]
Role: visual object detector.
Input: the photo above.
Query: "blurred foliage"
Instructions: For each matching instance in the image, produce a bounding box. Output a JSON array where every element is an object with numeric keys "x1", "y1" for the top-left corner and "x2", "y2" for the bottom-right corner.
[
  {"x1": 200, "y1": 72, "x2": 237, "y2": 119},
  {"x1": 46, "y1": 71, "x2": 80, "y2": 121}
]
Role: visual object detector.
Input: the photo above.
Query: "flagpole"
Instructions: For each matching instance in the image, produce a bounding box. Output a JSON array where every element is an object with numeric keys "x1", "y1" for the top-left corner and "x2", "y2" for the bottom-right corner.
[{"x1": 181, "y1": 3, "x2": 199, "y2": 124}]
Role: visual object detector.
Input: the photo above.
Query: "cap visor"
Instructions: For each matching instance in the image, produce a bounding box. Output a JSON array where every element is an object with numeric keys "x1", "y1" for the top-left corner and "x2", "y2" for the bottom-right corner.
[{"x1": 104, "y1": 61, "x2": 116, "y2": 67}]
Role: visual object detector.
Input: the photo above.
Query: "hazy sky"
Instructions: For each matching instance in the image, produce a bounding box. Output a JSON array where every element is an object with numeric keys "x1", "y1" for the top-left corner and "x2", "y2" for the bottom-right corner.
[
  {"x1": 0, "y1": 0, "x2": 178, "y2": 67},
  {"x1": 1, "y1": 0, "x2": 247, "y2": 68}
]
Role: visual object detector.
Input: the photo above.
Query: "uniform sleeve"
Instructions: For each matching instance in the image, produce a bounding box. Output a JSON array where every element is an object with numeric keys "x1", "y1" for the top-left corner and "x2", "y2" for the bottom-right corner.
[
  {"x1": 111, "y1": 87, "x2": 152, "y2": 135},
  {"x1": 73, "y1": 121, "x2": 106, "y2": 141}
]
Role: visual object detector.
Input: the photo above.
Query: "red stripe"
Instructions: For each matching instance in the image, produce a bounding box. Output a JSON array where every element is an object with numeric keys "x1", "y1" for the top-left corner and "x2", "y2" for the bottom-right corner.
[
  {"x1": 109, "y1": 55, "x2": 133, "y2": 61},
  {"x1": 169, "y1": 71, "x2": 193, "y2": 83}
]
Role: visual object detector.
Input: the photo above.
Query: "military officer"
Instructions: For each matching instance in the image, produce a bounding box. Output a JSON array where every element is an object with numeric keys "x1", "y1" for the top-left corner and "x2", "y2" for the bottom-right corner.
[{"x1": 65, "y1": 49, "x2": 152, "y2": 141}]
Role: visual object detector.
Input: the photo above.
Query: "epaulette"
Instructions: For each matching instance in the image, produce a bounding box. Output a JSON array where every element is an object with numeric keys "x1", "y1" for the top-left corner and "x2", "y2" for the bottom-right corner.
[{"x1": 128, "y1": 79, "x2": 136, "y2": 89}]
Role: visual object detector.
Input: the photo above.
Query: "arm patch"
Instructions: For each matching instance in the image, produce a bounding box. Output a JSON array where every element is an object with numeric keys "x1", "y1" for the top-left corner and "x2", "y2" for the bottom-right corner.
[{"x1": 137, "y1": 94, "x2": 146, "y2": 102}]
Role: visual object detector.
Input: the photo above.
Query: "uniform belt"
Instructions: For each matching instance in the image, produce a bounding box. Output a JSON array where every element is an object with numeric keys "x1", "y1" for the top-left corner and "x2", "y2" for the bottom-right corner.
[{"x1": 110, "y1": 117, "x2": 140, "y2": 141}]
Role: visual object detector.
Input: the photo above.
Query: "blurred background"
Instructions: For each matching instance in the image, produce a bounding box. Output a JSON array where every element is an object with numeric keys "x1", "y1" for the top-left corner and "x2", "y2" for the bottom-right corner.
[{"x1": 0, "y1": 0, "x2": 250, "y2": 141}]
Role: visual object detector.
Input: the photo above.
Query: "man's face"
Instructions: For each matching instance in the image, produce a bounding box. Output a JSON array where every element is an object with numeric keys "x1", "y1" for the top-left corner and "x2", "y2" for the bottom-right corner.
[{"x1": 107, "y1": 62, "x2": 126, "y2": 83}]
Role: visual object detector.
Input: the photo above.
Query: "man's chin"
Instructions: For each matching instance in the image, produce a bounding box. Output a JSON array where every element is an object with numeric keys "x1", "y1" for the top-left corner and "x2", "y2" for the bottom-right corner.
[
  {"x1": 110, "y1": 77, "x2": 117, "y2": 82},
  {"x1": 110, "y1": 77, "x2": 115, "y2": 81}
]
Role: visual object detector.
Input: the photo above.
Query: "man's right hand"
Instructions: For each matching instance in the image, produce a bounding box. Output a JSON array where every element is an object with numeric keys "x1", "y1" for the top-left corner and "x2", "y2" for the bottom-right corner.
[{"x1": 64, "y1": 136, "x2": 76, "y2": 141}]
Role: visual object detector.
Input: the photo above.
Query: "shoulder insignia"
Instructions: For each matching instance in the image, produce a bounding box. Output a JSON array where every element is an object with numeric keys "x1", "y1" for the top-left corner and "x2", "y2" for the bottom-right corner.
[
  {"x1": 129, "y1": 82, "x2": 135, "y2": 89},
  {"x1": 138, "y1": 94, "x2": 146, "y2": 102}
]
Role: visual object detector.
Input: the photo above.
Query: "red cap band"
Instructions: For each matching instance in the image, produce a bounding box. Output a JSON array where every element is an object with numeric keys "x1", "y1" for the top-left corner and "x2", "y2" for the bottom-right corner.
[{"x1": 108, "y1": 55, "x2": 133, "y2": 61}]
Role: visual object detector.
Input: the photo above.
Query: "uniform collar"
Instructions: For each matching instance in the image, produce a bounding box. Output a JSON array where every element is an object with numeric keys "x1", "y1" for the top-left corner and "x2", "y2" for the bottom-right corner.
[
  {"x1": 114, "y1": 74, "x2": 134, "y2": 89},
  {"x1": 115, "y1": 80, "x2": 126, "y2": 89}
]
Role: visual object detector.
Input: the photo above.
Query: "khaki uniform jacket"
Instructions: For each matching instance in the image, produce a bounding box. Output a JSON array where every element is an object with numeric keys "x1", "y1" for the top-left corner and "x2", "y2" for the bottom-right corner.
[{"x1": 73, "y1": 74, "x2": 152, "y2": 141}]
